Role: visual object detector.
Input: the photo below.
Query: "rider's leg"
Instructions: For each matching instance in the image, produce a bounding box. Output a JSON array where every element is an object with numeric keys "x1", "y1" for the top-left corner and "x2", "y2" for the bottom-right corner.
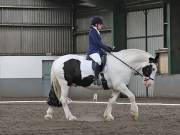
[
  {"x1": 89, "y1": 53, "x2": 102, "y2": 65},
  {"x1": 94, "y1": 62, "x2": 101, "y2": 82},
  {"x1": 89, "y1": 53, "x2": 102, "y2": 84}
]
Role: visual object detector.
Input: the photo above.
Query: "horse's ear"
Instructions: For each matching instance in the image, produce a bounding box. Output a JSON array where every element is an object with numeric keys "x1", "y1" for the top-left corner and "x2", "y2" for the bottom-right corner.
[
  {"x1": 154, "y1": 54, "x2": 159, "y2": 64},
  {"x1": 149, "y1": 54, "x2": 159, "y2": 64}
]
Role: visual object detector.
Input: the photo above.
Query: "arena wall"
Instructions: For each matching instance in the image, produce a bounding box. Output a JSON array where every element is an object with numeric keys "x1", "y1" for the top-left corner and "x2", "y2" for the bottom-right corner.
[
  {"x1": 0, "y1": 56, "x2": 58, "y2": 97},
  {"x1": 154, "y1": 74, "x2": 180, "y2": 97}
]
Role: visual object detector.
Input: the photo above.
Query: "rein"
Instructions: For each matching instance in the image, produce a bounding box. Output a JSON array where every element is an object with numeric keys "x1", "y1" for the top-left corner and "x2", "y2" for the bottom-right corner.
[{"x1": 107, "y1": 51, "x2": 154, "y2": 81}]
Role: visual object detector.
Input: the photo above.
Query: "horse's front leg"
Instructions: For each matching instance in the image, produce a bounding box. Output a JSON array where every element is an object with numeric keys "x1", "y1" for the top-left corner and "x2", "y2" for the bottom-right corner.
[
  {"x1": 60, "y1": 81, "x2": 77, "y2": 120},
  {"x1": 116, "y1": 83, "x2": 138, "y2": 120},
  {"x1": 104, "y1": 90, "x2": 120, "y2": 121},
  {"x1": 60, "y1": 85, "x2": 77, "y2": 121}
]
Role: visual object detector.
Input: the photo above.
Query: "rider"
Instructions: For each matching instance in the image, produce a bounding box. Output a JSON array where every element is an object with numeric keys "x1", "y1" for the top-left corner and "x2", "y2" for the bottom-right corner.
[{"x1": 87, "y1": 16, "x2": 113, "y2": 85}]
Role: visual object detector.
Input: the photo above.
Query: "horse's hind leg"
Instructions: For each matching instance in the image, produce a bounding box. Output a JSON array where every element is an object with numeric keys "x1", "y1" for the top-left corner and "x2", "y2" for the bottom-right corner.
[
  {"x1": 58, "y1": 79, "x2": 77, "y2": 121},
  {"x1": 45, "y1": 106, "x2": 54, "y2": 120},
  {"x1": 44, "y1": 83, "x2": 61, "y2": 120},
  {"x1": 104, "y1": 90, "x2": 120, "y2": 121}
]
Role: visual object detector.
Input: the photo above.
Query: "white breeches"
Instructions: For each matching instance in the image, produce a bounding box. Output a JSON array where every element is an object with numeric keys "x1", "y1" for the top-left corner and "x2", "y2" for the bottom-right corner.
[{"x1": 89, "y1": 53, "x2": 102, "y2": 65}]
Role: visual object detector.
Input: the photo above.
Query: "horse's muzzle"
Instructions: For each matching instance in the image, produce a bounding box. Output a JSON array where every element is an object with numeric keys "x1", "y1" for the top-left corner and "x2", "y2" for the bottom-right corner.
[{"x1": 143, "y1": 77, "x2": 154, "y2": 88}]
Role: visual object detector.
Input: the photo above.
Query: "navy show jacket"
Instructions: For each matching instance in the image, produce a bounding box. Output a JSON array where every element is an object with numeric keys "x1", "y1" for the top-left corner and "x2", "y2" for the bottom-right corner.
[{"x1": 87, "y1": 27, "x2": 109, "y2": 56}]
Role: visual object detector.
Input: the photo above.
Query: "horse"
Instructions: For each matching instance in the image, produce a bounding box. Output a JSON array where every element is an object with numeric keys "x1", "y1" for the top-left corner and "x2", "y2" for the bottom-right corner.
[{"x1": 44, "y1": 49, "x2": 158, "y2": 121}]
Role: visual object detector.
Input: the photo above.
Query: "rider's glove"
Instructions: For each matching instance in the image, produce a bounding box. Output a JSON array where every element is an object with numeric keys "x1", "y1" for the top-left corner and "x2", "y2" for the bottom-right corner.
[{"x1": 106, "y1": 47, "x2": 113, "y2": 52}]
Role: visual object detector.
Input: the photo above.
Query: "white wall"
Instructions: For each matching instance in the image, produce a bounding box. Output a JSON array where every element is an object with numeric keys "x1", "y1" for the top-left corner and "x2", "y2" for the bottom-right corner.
[{"x1": 0, "y1": 56, "x2": 59, "y2": 78}]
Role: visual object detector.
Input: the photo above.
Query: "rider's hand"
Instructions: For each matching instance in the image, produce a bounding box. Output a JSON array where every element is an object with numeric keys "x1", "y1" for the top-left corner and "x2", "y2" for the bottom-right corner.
[
  {"x1": 106, "y1": 47, "x2": 113, "y2": 52},
  {"x1": 112, "y1": 47, "x2": 120, "y2": 52}
]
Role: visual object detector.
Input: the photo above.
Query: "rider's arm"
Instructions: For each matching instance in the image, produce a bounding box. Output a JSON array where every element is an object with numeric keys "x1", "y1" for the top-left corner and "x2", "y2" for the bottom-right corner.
[{"x1": 90, "y1": 29, "x2": 111, "y2": 52}]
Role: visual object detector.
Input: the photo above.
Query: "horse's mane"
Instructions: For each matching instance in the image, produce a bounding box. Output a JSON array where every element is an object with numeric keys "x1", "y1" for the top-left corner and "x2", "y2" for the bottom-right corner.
[{"x1": 117, "y1": 49, "x2": 154, "y2": 58}]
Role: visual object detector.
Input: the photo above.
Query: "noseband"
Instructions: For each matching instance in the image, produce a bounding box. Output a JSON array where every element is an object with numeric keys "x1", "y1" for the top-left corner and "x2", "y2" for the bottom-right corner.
[{"x1": 144, "y1": 77, "x2": 154, "y2": 81}]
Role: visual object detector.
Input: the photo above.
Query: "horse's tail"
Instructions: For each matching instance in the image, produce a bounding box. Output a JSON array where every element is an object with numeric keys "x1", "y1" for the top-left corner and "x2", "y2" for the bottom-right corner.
[{"x1": 47, "y1": 65, "x2": 62, "y2": 107}]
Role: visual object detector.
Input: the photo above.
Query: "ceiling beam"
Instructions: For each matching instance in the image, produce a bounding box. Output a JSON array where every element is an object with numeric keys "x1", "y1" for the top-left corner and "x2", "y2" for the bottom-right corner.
[{"x1": 82, "y1": 0, "x2": 114, "y2": 10}]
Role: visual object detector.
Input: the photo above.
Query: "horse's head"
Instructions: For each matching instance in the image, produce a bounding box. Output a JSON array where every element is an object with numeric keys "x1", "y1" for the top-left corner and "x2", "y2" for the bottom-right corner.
[{"x1": 141, "y1": 55, "x2": 159, "y2": 88}]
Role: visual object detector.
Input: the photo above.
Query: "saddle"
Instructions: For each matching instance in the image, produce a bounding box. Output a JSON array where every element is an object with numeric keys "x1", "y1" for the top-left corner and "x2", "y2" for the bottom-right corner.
[{"x1": 86, "y1": 54, "x2": 109, "y2": 90}]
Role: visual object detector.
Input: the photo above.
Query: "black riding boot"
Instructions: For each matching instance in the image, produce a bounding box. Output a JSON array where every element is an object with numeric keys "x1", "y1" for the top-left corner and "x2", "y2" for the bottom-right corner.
[{"x1": 94, "y1": 62, "x2": 101, "y2": 85}]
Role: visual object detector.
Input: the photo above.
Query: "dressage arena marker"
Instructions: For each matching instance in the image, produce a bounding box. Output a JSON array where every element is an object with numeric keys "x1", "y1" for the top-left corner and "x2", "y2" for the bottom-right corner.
[
  {"x1": 93, "y1": 93, "x2": 98, "y2": 102},
  {"x1": 0, "y1": 100, "x2": 180, "y2": 106}
]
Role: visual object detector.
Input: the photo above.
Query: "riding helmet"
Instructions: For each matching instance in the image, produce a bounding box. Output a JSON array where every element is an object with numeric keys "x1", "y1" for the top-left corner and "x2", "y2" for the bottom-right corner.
[{"x1": 91, "y1": 16, "x2": 103, "y2": 26}]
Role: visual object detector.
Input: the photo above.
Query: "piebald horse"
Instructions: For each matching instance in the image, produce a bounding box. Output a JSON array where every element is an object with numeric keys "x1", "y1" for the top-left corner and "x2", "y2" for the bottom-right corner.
[{"x1": 44, "y1": 49, "x2": 158, "y2": 121}]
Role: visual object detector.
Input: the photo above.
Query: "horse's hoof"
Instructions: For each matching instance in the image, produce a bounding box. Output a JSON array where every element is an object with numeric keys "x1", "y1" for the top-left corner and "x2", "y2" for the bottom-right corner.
[
  {"x1": 44, "y1": 114, "x2": 53, "y2": 120},
  {"x1": 131, "y1": 111, "x2": 138, "y2": 121},
  {"x1": 103, "y1": 113, "x2": 107, "y2": 118},
  {"x1": 68, "y1": 115, "x2": 77, "y2": 121},
  {"x1": 104, "y1": 115, "x2": 114, "y2": 121}
]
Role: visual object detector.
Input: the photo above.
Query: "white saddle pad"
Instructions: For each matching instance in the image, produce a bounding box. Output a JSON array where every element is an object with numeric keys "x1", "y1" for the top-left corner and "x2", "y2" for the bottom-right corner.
[{"x1": 80, "y1": 60, "x2": 94, "y2": 78}]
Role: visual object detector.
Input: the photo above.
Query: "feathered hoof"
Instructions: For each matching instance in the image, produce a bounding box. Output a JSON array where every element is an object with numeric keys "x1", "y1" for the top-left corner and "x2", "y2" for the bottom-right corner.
[
  {"x1": 67, "y1": 115, "x2": 77, "y2": 121},
  {"x1": 131, "y1": 111, "x2": 138, "y2": 121},
  {"x1": 104, "y1": 115, "x2": 114, "y2": 121},
  {"x1": 44, "y1": 114, "x2": 53, "y2": 120}
]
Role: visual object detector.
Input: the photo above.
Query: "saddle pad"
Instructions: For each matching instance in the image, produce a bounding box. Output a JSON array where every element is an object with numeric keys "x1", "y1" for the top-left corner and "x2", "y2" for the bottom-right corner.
[{"x1": 80, "y1": 60, "x2": 94, "y2": 78}]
